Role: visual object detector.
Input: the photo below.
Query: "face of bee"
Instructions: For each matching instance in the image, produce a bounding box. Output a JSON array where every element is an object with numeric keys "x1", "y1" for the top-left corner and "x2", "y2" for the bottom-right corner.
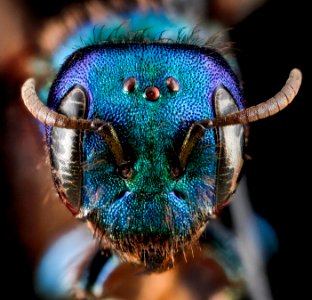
[{"x1": 47, "y1": 43, "x2": 244, "y2": 270}]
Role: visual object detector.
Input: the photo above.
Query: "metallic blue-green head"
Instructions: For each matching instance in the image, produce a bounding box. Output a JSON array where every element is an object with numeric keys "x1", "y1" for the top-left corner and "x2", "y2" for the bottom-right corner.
[{"x1": 45, "y1": 43, "x2": 245, "y2": 270}]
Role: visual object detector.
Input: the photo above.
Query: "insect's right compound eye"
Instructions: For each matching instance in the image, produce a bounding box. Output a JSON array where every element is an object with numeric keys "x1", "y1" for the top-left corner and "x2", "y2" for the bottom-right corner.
[
  {"x1": 214, "y1": 86, "x2": 244, "y2": 209},
  {"x1": 49, "y1": 86, "x2": 88, "y2": 214}
]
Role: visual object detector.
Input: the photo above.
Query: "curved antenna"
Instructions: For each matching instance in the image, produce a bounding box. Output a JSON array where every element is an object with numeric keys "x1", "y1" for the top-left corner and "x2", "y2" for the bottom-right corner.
[
  {"x1": 200, "y1": 68, "x2": 302, "y2": 128},
  {"x1": 21, "y1": 79, "x2": 127, "y2": 169},
  {"x1": 21, "y1": 78, "x2": 95, "y2": 130}
]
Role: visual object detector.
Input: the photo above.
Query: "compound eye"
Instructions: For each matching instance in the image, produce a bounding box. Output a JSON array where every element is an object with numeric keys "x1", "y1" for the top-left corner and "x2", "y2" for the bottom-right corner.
[
  {"x1": 123, "y1": 77, "x2": 137, "y2": 93},
  {"x1": 166, "y1": 77, "x2": 180, "y2": 92},
  {"x1": 214, "y1": 86, "x2": 244, "y2": 207},
  {"x1": 50, "y1": 85, "x2": 88, "y2": 214}
]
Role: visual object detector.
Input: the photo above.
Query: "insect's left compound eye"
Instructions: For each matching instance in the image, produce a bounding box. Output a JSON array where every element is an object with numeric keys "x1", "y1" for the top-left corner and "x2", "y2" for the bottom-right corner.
[
  {"x1": 49, "y1": 86, "x2": 88, "y2": 214},
  {"x1": 122, "y1": 77, "x2": 137, "y2": 93},
  {"x1": 166, "y1": 76, "x2": 180, "y2": 92}
]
